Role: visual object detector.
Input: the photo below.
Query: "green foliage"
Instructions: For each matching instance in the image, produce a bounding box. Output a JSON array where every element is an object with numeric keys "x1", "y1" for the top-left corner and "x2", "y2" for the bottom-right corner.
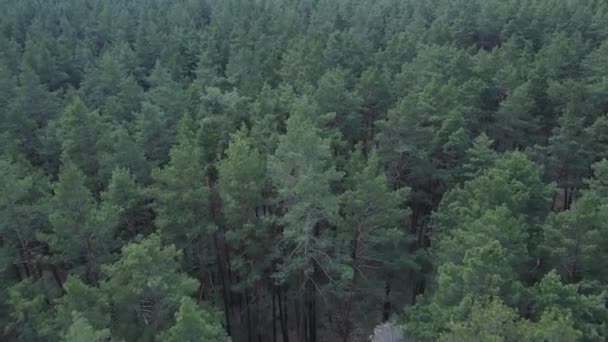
[
  {"x1": 6, "y1": 279, "x2": 57, "y2": 341},
  {"x1": 541, "y1": 159, "x2": 608, "y2": 284},
  {"x1": 436, "y1": 297, "x2": 582, "y2": 342},
  {"x1": 40, "y1": 158, "x2": 115, "y2": 282},
  {"x1": 98, "y1": 125, "x2": 149, "y2": 184},
  {"x1": 62, "y1": 312, "x2": 112, "y2": 342},
  {"x1": 459, "y1": 133, "x2": 498, "y2": 182},
  {"x1": 435, "y1": 241, "x2": 520, "y2": 306},
  {"x1": 269, "y1": 110, "x2": 342, "y2": 283},
  {"x1": 150, "y1": 113, "x2": 215, "y2": 279},
  {"x1": 530, "y1": 271, "x2": 608, "y2": 340},
  {"x1": 100, "y1": 168, "x2": 149, "y2": 241},
  {"x1": 520, "y1": 308, "x2": 582, "y2": 342},
  {"x1": 218, "y1": 128, "x2": 273, "y2": 288},
  {"x1": 3, "y1": 1, "x2": 608, "y2": 341},
  {"x1": 0, "y1": 155, "x2": 49, "y2": 281},
  {"x1": 81, "y1": 47, "x2": 142, "y2": 122},
  {"x1": 133, "y1": 101, "x2": 174, "y2": 166},
  {"x1": 437, "y1": 297, "x2": 522, "y2": 342},
  {"x1": 218, "y1": 128, "x2": 266, "y2": 226},
  {"x1": 54, "y1": 276, "x2": 111, "y2": 334},
  {"x1": 158, "y1": 297, "x2": 230, "y2": 342},
  {"x1": 330, "y1": 150, "x2": 411, "y2": 337},
  {"x1": 435, "y1": 152, "x2": 554, "y2": 239},
  {"x1": 102, "y1": 234, "x2": 198, "y2": 340}
]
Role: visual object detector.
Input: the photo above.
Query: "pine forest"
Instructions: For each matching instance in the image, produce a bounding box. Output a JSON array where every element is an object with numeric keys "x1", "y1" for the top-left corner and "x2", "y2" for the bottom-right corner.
[{"x1": 1, "y1": 0, "x2": 608, "y2": 341}]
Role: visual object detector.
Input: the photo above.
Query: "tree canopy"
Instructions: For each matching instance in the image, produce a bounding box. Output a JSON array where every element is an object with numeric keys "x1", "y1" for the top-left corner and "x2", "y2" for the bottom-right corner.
[{"x1": 1, "y1": 0, "x2": 608, "y2": 341}]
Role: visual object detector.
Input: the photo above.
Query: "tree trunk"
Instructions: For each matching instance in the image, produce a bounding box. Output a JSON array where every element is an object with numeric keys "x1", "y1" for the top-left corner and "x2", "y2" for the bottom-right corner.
[
  {"x1": 246, "y1": 288, "x2": 253, "y2": 342},
  {"x1": 278, "y1": 285, "x2": 289, "y2": 342},
  {"x1": 273, "y1": 285, "x2": 277, "y2": 342},
  {"x1": 307, "y1": 278, "x2": 317, "y2": 342},
  {"x1": 382, "y1": 281, "x2": 391, "y2": 322},
  {"x1": 214, "y1": 233, "x2": 232, "y2": 336}
]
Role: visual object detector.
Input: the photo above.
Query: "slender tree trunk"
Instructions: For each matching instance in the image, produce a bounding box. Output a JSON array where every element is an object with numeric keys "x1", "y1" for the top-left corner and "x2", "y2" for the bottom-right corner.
[
  {"x1": 246, "y1": 288, "x2": 253, "y2": 342},
  {"x1": 297, "y1": 288, "x2": 305, "y2": 342},
  {"x1": 255, "y1": 283, "x2": 263, "y2": 342},
  {"x1": 17, "y1": 246, "x2": 31, "y2": 279},
  {"x1": 278, "y1": 285, "x2": 289, "y2": 342},
  {"x1": 273, "y1": 285, "x2": 277, "y2": 342},
  {"x1": 214, "y1": 233, "x2": 232, "y2": 336},
  {"x1": 551, "y1": 191, "x2": 558, "y2": 211},
  {"x1": 382, "y1": 281, "x2": 391, "y2": 322},
  {"x1": 210, "y1": 180, "x2": 234, "y2": 336},
  {"x1": 51, "y1": 264, "x2": 65, "y2": 293},
  {"x1": 339, "y1": 231, "x2": 361, "y2": 342},
  {"x1": 307, "y1": 276, "x2": 317, "y2": 342}
]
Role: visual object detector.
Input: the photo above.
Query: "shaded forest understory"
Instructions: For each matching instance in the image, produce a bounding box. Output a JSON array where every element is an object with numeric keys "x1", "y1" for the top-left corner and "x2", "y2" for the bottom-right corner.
[{"x1": 2, "y1": 0, "x2": 608, "y2": 341}]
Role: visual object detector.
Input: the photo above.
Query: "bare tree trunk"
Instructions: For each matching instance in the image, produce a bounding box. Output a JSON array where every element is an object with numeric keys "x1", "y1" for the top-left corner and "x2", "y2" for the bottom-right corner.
[
  {"x1": 246, "y1": 288, "x2": 253, "y2": 342},
  {"x1": 51, "y1": 264, "x2": 65, "y2": 293},
  {"x1": 382, "y1": 281, "x2": 391, "y2": 322},
  {"x1": 307, "y1": 278, "x2": 317, "y2": 342},
  {"x1": 214, "y1": 233, "x2": 232, "y2": 336},
  {"x1": 297, "y1": 288, "x2": 305, "y2": 342},
  {"x1": 278, "y1": 285, "x2": 289, "y2": 342},
  {"x1": 17, "y1": 246, "x2": 31, "y2": 279},
  {"x1": 255, "y1": 284, "x2": 263, "y2": 342},
  {"x1": 273, "y1": 285, "x2": 277, "y2": 342}
]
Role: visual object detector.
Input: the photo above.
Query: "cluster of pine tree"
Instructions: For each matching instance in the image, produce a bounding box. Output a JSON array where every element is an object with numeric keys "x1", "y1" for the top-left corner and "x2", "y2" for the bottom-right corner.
[{"x1": 1, "y1": 0, "x2": 608, "y2": 341}]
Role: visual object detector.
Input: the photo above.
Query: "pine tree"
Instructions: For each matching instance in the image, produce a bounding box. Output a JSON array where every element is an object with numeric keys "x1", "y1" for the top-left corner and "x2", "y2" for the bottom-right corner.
[
  {"x1": 41, "y1": 157, "x2": 115, "y2": 284},
  {"x1": 100, "y1": 168, "x2": 149, "y2": 242},
  {"x1": 134, "y1": 101, "x2": 174, "y2": 166},
  {"x1": 62, "y1": 312, "x2": 112, "y2": 342},
  {"x1": 332, "y1": 150, "x2": 410, "y2": 341},
  {"x1": 6, "y1": 279, "x2": 57, "y2": 341},
  {"x1": 541, "y1": 159, "x2": 608, "y2": 284},
  {"x1": 151, "y1": 113, "x2": 213, "y2": 276},
  {"x1": 490, "y1": 81, "x2": 537, "y2": 150},
  {"x1": 81, "y1": 48, "x2": 142, "y2": 122},
  {"x1": 158, "y1": 297, "x2": 230, "y2": 342},
  {"x1": 530, "y1": 271, "x2": 607, "y2": 340},
  {"x1": 0, "y1": 156, "x2": 49, "y2": 281},
  {"x1": 56, "y1": 96, "x2": 107, "y2": 191},
  {"x1": 98, "y1": 124, "x2": 150, "y2": 185},
  {"x1": 54, "y1": 276, "x2": 111, "y2": 336},
  {"x1": 458, "y1": 133, "x2": 498, "y2": 182},
  {"x1": 269, "y1": 110, "x2": 342, "y2": 342},
  {"x1": 145, "y1": 61, "x2": 188, "y2": 125},
  {"x1": 217, "y1": 127, "x2": 273, "y2": 340},
  {"x1": 218, "y1": 127, "x2": 271, "y2": 288},
  {"x1": 102, "y1": 234, "x2": 198, "y2": 341},
  {"x1": 314, "y1": 68, "x2": 363, "y2": 145}
]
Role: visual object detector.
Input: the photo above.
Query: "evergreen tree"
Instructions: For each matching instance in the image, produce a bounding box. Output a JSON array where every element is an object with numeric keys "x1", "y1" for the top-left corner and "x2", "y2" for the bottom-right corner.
[
  {"x1": 151, "y1": 113, "x2": 214, "y2": 281},
  {"x1": 81, "y1": 48, "x2": 142, "y2": 122},
  {"x1": 98, "y1": 124, "x2": 149, "y2": 184},
  {"x1": 218, "y1": 127, "x2": 272, "y2": 288},
  {"x1": 133, "y1": 101, "x2": 174, "y2": 166},
  {"x1": 3, "y1": 1, "x2": 608, "y2": 341},
  {"x1": 55, "y1": 96, "x2": 107, "y2": 191},
  {"x1": 0, "y1": 156, "x2": 49, "y2": 281},
  {"x1": 40, "y1": 158, "x2": 115, "y2": 284},
  {"x1": 100, "y1": 168, "x2": 150, "y2": 242},
  {"x1": 331, "y1": 150, "x2": 410, "y2": 341},
  {"x1": 269, "y1": 109, "x2": 342, "y2": 342},
  {"x1": 102, "y1": 234, "x2": 197, "y2": 341},
  {"x1": 62, "y1": 312, "x2": 112, "y2": 342},
  {"x1": 54, "y1": 276, "x2": 111, "y2": 335},
  {"x1": 158, "y1": 297, "x2": 230, "y2": 342}
]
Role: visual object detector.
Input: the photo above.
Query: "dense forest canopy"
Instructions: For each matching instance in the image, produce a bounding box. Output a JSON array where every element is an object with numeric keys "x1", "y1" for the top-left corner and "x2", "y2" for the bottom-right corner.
[{"x1": 1, "y1": 0, "x2": 608, "y2": 341}]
